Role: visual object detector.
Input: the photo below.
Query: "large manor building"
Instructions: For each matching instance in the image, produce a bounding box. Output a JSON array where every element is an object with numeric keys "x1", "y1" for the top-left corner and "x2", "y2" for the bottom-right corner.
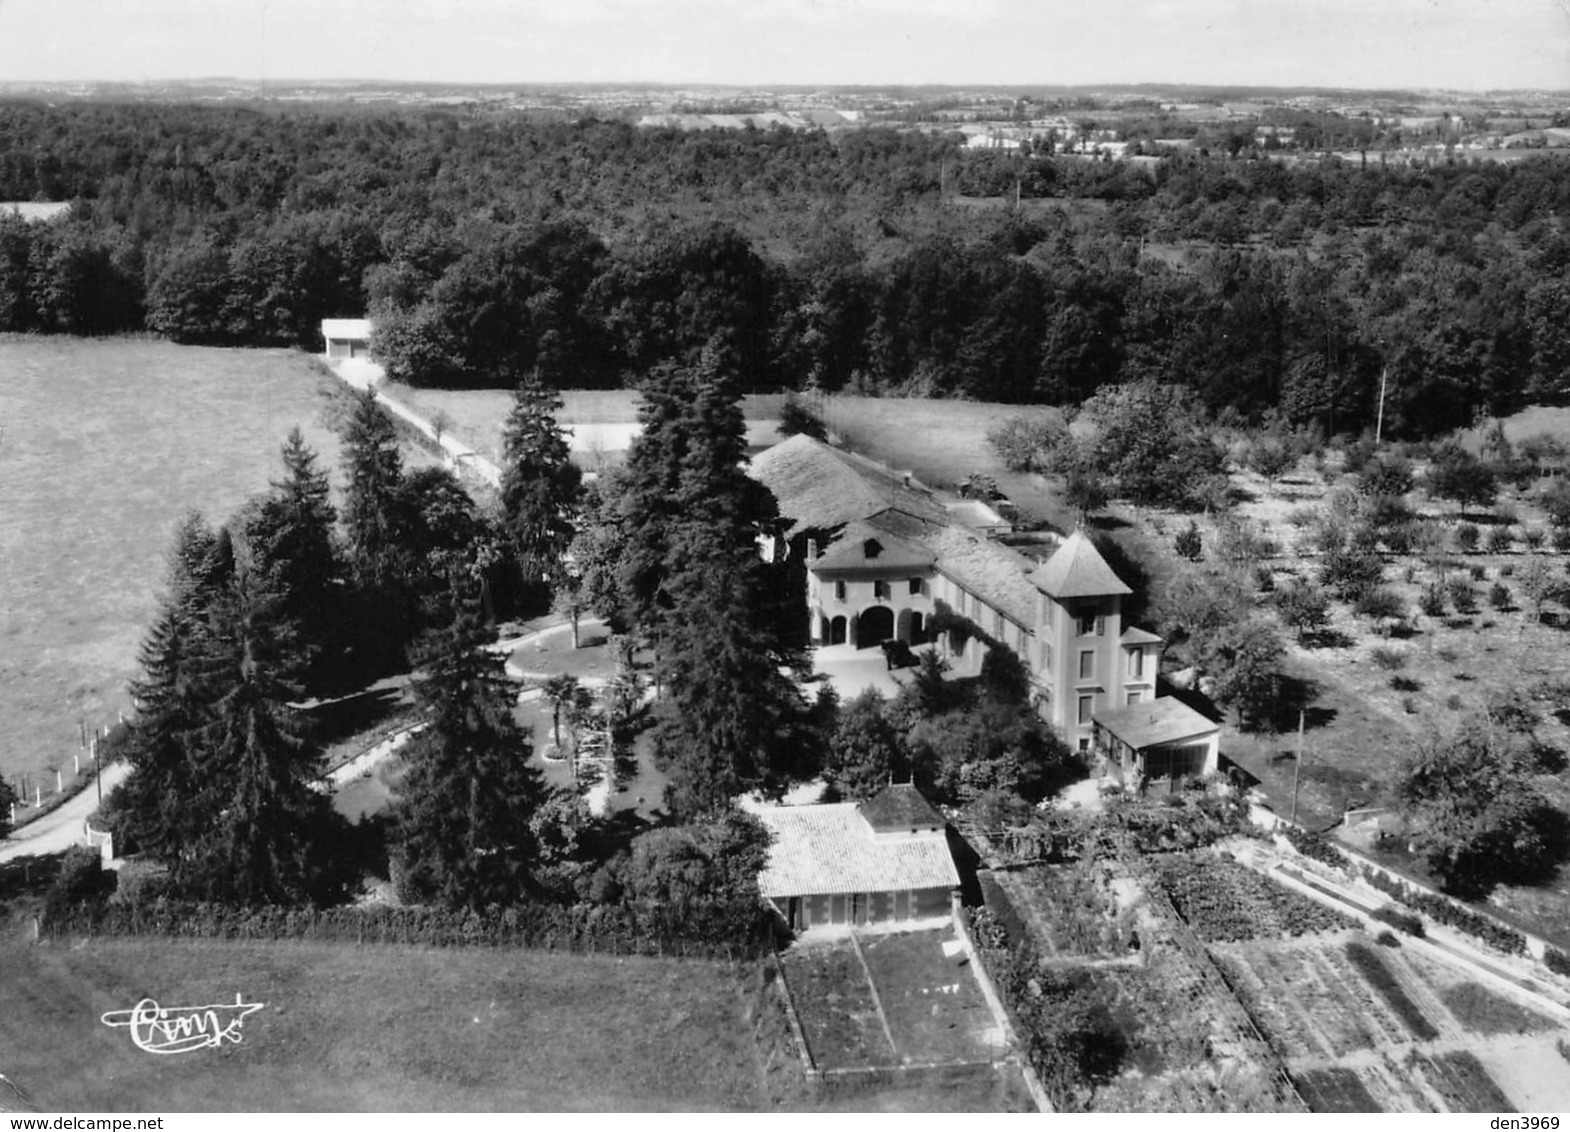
[{"x1": 751, "y1": 434, "x2": 1219, "y2": 786}]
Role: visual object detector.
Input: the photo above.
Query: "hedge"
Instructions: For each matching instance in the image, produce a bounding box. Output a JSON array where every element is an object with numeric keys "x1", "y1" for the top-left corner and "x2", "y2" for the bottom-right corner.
[
  {"x1": 1280, "y1": 825, "x2": 1347, "y2": 870},
  {"x1": 1546, "y1": 947, "x2": 1570, "y2": 978},
  {"x1": 40, "y1": 896, "x2": 775, "y2": 961},
  {"x1": 1361, "y1": 868, "x2": 1526, "y2": 956}
]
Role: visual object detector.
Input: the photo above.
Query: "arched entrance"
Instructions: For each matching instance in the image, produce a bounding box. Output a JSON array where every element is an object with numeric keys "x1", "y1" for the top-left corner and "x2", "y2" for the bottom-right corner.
[
  {"x1": 857, "y1": 605, "x2": 894, "y2": 649},
  {"x1": 828, "y1": 615, "x2": 848, "y2": 645},
  {"x1": 896, "y1": 610, "x2": 926, "y2": 645}
]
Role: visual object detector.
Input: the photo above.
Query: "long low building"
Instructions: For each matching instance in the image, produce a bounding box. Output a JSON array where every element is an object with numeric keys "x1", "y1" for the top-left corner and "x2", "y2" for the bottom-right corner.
[
  {"x1": 755, "y1": 784, "x2": 959, "y2": 931},
  {"x1": 750, "y1": 433, "x2": 1218, "y2": 772}
]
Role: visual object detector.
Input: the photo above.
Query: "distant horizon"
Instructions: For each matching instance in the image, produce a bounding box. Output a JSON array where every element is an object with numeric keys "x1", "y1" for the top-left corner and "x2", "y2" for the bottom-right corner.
[
  {"x1": 7, "y1": 76, "x2": 1570, "y2": 98},
  {"x1": 3, "y1": 1, "x2": 1567, "y2": 94}
]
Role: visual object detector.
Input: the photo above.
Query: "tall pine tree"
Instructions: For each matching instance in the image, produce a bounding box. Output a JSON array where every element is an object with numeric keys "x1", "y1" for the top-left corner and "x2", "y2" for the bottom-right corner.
[
  {"x1": 244, "y1": 427, "x2": 344, "y2": 693},
  {"x1": 393, "y1": 597, "x2": 549, "y2": 909},
  {"x1": 498, "y1": 373, "x2": 581, "y2": 603},
  {"x1": 180, "y1": 556, "x2": 347, "y2": 906},
  {"x1": 620, "y1": 345, "x2": 808, "y2": 817},
  {"x1": 340, "y1": 388, "x2": 405, "y2": 588},
  {"x1": 110, "y1": 511, "x2": 233, "y2": 859}
]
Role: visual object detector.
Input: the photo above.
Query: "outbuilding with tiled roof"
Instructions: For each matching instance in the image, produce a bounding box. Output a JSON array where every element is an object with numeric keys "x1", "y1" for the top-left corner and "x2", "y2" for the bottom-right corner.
[{"x1": 755, "y1": 785, "x2": 958, "y2": 930}]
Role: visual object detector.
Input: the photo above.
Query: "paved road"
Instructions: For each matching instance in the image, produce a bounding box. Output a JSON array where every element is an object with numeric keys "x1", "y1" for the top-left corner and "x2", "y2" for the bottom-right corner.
[{"x1": 0, "y1": 762, "x2": 130, "y2": 864}]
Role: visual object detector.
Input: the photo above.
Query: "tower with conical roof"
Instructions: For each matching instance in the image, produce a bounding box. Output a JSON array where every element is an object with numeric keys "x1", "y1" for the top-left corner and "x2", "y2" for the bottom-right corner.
[{"x1": 1029, "y1": 530, "x2": 1162, "y2": 748}]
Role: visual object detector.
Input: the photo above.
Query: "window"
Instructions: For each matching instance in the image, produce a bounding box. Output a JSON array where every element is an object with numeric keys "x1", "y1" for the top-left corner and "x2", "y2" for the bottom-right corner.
[
  {"x1": 1042, "y1": 642, "x2": 1053, "y2": 671},
  {"x1": 1078, "y1": 695, "x2": 1094, "y2": 725},
  {"x1": 908, "y1": 577, "x2": 922, "y2": 596},
  {"x1": 993, "y1": 611, "x2": 1004, "y2": 637},
  {"x1": 1096, "y1": 615, "x2": 1105, "y2": 637},
  {"x1": 873, "y1": 579, "x2": 890, "y2": 600},
  {"x1": 1128, "y1": 648, "x2": 1144, "y2": 679},
  {"x1": 1079, "y1": 650, "x2": 1095, "y2": 680},
  {"x1": 970, "y1": 593, "x2": 982, "y2": 619},
  {"x1": 834, "y1": 580, "x2": 847, "y2": 601},
  {"x1": 1079, "y1": 611, "x2": 1105, "y2": 637}
]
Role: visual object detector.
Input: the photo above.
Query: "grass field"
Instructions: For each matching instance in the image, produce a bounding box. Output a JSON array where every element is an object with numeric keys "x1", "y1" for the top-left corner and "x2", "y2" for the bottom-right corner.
[
  {"x1": 0, "y1": 922, "x2": 766, "y2": 1111},
  {"x1": 0, "y1": 339, "x2": 373, "y2": 795}
]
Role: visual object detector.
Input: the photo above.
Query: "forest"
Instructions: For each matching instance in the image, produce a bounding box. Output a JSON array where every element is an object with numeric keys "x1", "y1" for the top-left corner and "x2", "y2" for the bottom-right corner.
[{"x1": 2, "y1": 98, "x2": 1570, "y2": 439}]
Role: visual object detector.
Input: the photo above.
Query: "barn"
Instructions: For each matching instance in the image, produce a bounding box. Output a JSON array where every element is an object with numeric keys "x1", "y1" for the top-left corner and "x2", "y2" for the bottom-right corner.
[
  {"x1": 321, "y1": 318, "x2": 373, "y2": 360},
  {"x1": 755, "y1": 784, "x2": 960, "y2": 931}
]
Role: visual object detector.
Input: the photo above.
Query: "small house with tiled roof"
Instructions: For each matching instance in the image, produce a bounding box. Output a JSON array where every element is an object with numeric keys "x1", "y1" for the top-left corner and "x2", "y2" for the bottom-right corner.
[{"x1": 755, "y1": 784, "x2": 959, "y2": 930}]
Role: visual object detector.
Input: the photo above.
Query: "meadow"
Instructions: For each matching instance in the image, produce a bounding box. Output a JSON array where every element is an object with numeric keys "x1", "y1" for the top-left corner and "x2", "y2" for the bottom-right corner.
[
  {"x1": 0, "y1": 339, "x2": 360, "y2": 794},
  {"x1": 0, "y1": 924, "x2": 767, "y2": 1111}
]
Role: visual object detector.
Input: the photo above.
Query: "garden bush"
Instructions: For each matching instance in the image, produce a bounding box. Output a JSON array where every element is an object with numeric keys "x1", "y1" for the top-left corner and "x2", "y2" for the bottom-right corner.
[
  {"x1": 1555, "y1": 527, "x2": 1570, "y2": 553},
  {"x1": 1547, "y1": 946, "x2": 1570, "y2": 978},
  {"x1": 1488, "y1": 582, "x2": 1512, "y2": 610},
  {"x1": 1455, "y1": 523, "x2": 1480, "y2": 553},
  {"x1": 1370, "y1": 646, "x2": 1406, "y2": 671},
  {"x1": 1281, "y1": 825, "x2": 1346, "y2": 869},
  {"x1": 1390, "y1": 675, "x2": 1422, "y2": 693},
  {"x1": 1523, "y1": 528, "x2": 1547, "y2": 552},
  {"x1": 1371, "y1": 904, "x2": 1425, "y2": 937},
  {"x1": 1486, "y1": 527, "x2": 1513, "y2": 554},
  {"x1": 1446, "y1": 576, "x2": 1478, "y2": 614},
  {"x1": 1469, "y1": 564, "x2": 1488, "y2": 582},
  {"x1": 1419, "y1": 584, "x2": 1447, "y2": 617}
]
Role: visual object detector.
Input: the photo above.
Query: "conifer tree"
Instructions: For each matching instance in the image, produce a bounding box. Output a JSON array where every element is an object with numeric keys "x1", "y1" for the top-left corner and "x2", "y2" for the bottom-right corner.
[
  {"x1": 339, "y1": 388, "x2": 405, "y2": 587},
  {"x1": 111, "y1": 511, "x2": 232, "y2": 858},
  {"x1": 180, "y1": 561, "x2": 346, "y2": 905},
  {"x1": 244, "y1": 427, "x2": 343, "y2": 691},
  {"x1": 499, "y1": 373, "x2": 581, "y2": 598},
  {"x1": 394, "y1": 596, "x2": 548, "y2": 909},
  {"x1": 621, "y1": 345, "x2": 808, "y2": 817}
]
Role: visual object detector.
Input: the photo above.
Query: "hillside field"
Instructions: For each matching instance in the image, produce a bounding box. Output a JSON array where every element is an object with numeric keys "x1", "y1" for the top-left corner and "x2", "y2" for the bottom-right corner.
[{"x1": 0, "y1": 339, "x2": 384, "y2": 794}]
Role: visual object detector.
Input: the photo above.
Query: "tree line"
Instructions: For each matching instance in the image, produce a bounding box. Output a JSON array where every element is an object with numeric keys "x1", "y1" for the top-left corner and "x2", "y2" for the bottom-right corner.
[{"x1": 2, "y1": 100, "x2": 1570, "y2": 437}]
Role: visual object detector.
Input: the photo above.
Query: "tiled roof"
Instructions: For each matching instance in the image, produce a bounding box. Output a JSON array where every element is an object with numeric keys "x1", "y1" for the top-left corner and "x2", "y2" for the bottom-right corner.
[
  {"x1": 1031, "y1": 530, "x2": 1132, "y2": 599},
  {"x1": 857, "y1": 784, "x2": 945, "y2": 832},
  {"x1": 925, "y1": 524, "x2": 1041, "y2": 627},
  {"x1": 812, "y1": 520, "x2": 935, "y2": 572},
  {"x1": 1094, "y1": 696, "x2": 1218, "y2": 750},
  {"x1": 749, "y1": 434, "x2": 945, "y2": 536},
  {"x1": 755, "y1": 803, "x2": 960, "y2": 898},
  {"x1": 1120, "y1": 626, "x2": 1164, "y2": 645}
]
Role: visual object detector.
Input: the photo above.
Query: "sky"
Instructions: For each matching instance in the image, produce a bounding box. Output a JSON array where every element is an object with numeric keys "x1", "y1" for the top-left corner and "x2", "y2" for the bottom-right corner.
[{"x1": 0, "y1": 0, "x2": 1567, "y2": 92}]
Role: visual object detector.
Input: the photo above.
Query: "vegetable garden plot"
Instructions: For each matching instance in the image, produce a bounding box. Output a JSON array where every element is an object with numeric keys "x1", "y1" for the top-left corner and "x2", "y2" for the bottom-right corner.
[
  {"x1": 1150, "y1": 853, "x2": 1359, "y2": 943},
  {"x1": 1416, "y1": 1051, "x2": 1516, "y2": 1113},
  {"x1": 992, "y1": 863, "x2": 1135, "y2": 959},
  {"x1": 1344, "y1": 941, "x2": 1440, "y2": 1041},
  {"x1": 1294, "y1": 1067, "x2": 1382, "y2": 1113},
  {"x1": 857, "y1": 930, "x2": 1003, "y2": 1064},
  {"x1": 781, "y1": 943, "x2": 895, "y2": 1069},
  {"x1": 1212, "y1": 941, "x2": 1380, "y2": 1060}
]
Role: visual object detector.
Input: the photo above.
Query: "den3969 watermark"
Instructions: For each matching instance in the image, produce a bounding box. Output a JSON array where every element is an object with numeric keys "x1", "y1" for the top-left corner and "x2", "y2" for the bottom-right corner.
[{"x1": 100, "y1": 995, "x2": 263, "y2": 1055}]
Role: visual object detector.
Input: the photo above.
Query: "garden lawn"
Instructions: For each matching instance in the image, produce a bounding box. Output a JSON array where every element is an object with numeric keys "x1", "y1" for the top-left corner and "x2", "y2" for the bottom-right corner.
[
  {"x1": 855, "y1": 927, "x2": 1005, "y2": 1064},
  {"x1": 0, "y1": 925, "x2": 765, "y2": 1111},
  {"x1": 0, "y1": 339, "x2": 372, "y2": 796}
]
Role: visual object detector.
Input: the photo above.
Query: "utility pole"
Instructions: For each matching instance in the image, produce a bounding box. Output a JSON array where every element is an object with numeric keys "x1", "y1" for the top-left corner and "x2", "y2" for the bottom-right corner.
[
  {"x1": 1374, "y1": 364, "x2": 1389, "y2": 446},
  {"x1": 1290, "y1": 709, "x2": 1306, "y2": 825}
]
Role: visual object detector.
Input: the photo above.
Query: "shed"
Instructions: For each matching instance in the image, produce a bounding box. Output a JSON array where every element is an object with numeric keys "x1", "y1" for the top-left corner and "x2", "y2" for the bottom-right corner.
[
  {"x1": 755, "y1": 784, "x2": 958, "y2": 930},
  {"x1": 321, "y1": 318, "x2": 373, "y2": 360},
  {"x1": 1093, "y1": 696, "x2": 1220, "y2": 791}
]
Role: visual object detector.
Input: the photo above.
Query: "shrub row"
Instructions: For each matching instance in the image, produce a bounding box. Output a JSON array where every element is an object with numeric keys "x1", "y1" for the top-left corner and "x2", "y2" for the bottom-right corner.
[
  {"x1": 1546, "y1": 947, "x2": 1570, "y2": 978},
  {"x1": 1361, "y1": 868, "x2": 1526, "y2": 956},
  {"x1": 40, "y1": 896, "x2": 775, "y2": 960},
  {"x1": 1280, "y1": 825, "x2": 1347, "y2": 870}
]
